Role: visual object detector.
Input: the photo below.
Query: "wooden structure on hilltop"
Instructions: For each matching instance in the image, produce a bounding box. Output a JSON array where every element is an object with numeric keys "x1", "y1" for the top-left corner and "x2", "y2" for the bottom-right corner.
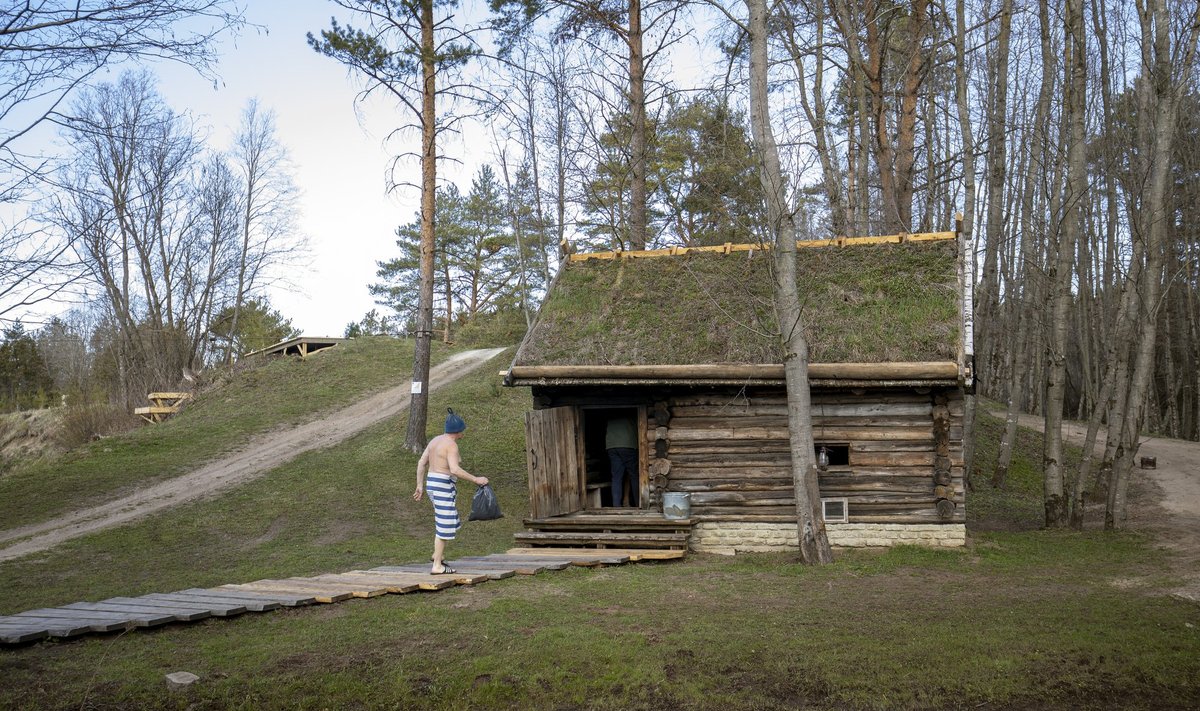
[
  {"x1": 134, "y1": 392, "x2": 192, "y2": 424},
  {"x1": 503, "y1": 228, "x2": 974, "y2": 553},
  {"x1": 242, "y1": 336, "x2": 346, "y2": 360}
]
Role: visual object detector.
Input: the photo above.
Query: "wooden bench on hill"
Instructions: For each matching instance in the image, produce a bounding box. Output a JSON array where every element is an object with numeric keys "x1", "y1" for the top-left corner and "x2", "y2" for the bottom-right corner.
[{"x1": 134, "y1": 392, "x2": 192, "y2": 424}]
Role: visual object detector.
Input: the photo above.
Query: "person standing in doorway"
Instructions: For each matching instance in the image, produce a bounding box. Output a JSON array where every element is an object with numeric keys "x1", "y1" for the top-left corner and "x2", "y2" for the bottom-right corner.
[
  {"x1": 606, "y1": 412, "x2": 639, "y2": 508},
  {"x1": 413, "y1": 408, "x2": 488, "y2": 574}
]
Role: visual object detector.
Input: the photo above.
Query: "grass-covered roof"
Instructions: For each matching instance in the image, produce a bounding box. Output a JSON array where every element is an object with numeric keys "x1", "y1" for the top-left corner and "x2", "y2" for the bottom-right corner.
[{"x1": 513, "y1": 239, "x2": 961, "y2": 367}]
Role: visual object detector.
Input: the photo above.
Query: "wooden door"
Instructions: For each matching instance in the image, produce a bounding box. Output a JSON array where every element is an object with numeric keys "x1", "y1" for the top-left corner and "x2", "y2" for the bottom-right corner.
[{"x1": 525, "y1": 407, "x2": 584, "y2": 519}]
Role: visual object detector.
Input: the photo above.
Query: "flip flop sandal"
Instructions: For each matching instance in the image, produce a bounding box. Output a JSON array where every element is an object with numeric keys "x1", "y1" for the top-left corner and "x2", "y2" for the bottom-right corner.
[{"x1": 431, "y1": 565, "x2": 457, "y2": 575}]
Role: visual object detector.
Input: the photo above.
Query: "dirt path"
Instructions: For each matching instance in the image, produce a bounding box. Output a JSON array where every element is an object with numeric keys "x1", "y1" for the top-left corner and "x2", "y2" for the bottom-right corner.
[
  {"x1": 1000, "y1": 411, "x2": 1200, "y2": 603},
  {"x1": 0, "y1": 347, "x2": 508, "y2": 563}
]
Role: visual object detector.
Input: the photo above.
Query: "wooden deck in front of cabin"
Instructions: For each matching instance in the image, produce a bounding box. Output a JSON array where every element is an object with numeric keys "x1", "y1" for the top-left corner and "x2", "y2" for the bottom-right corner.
[{"x1": 518, "y1": 510, "x2": 693, "y2": 550}]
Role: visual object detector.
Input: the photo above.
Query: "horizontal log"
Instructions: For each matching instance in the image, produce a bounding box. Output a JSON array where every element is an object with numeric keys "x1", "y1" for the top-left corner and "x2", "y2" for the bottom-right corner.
[
  {"x1": 692, "y1": 493, "x2": 959, "y2": 507},
  {"x1": 669, "y1": 479, "x2": 795, "y2": 492},
  {"x1": 815, "y1": 426, "x2": 935, "y2": 442},
  {"x1": 693, "y1": 514, "x2": 796, "y2": 523},
  {"x1": 851, "y1": 452, "x2": 937, "y2": 467},
  {"x1": 668, "y1": 414, "x2": 934, "y2": 428},
  {"x1": 668, "y1": 466, "x2": 793, "y2": 479},
  {"x1": 510, "y1": 362, "x2": 961, "y2": 382},
  {"x1": 668, "y1": 427, "x2": 790, "y2": 441},
  {"x1": 818, "y1": 476, "x2": 938, "y2": 495},
  {"x1": 689, "y1": 492, "x2": 797, "y2": 505},
  {"x1": 667, "y1": 426, "x2": 936, "y2": 442},
  {"x1": 666, "y1": 391, "x2": 947, "y2": 408},
  {"x1": 669, "y1": 402, "x2": 933, "y2": 419},
  {"x1": 850, "y1": 441, "x2": 935, "y2": 452},
  {"x1": 691, "y1": 505, "x2": 798, "y2": 517},
  {"x1": 669, "y1": 443, "x2": 793, "y2": 456}
]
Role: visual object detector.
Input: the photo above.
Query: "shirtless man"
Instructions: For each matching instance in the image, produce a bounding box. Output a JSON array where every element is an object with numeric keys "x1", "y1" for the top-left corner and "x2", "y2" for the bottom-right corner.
[{"x1": 412, "y1": 408, "x2": 488, "y2": 574}]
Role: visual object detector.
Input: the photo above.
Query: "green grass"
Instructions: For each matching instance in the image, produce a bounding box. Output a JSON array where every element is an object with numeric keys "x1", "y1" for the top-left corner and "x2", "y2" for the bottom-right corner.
[
  {"x1": 1, "y1": 349, "x2": 1198, "y2": 710},
  {"x1": 520, "y1": 241, "x2": 959, "y2": 366},
  {"x1": 0, "y1": 337, "x2": 456, "y2": 530},
  {"x1": 969, "y1": 406, "x2": 1086, "y2": 530}
]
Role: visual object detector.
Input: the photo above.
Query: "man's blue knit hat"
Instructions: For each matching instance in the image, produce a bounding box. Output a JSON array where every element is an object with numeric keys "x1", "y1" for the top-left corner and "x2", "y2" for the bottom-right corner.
[{"x1": 445, "y1": 408, "x2": 466, "y2": 434}]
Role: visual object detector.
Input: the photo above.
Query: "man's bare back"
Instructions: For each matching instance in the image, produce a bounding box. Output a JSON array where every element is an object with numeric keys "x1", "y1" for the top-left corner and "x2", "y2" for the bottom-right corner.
[{"x1": 413, "y1": 432, "x2": 488, "y2": 502}]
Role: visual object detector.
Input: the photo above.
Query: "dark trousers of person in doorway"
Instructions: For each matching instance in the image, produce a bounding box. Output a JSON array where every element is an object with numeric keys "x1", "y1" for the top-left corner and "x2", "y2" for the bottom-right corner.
[{"x1": 608, "y1": 447, "x2": 638, "y2": 507}]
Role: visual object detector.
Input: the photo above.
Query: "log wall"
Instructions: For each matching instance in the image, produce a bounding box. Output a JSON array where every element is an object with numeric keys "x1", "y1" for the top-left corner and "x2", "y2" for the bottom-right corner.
[
  {"x1": 648, "y1": 387, "x2": 965, "y2": 525},
  {"x1": 529, "y1": 384, "x2": 966, "y2": 526}
]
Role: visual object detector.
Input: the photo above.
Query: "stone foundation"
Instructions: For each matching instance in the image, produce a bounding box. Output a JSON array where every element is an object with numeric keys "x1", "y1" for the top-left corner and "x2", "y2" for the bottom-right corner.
[{"x1": 690, "y1": 522, "x2": 967, "y2": 555}]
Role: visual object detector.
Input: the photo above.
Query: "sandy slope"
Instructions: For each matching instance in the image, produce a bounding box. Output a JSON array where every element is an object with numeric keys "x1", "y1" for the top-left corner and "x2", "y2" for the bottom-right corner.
[{"x1": 0, "y1": 347, "x2": 507, "y2": 563}]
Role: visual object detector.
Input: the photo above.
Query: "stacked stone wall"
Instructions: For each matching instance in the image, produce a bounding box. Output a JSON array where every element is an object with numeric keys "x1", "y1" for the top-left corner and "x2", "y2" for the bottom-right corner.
[{"x1": 690, "y1": 522, "x2": 967, "y2": 554}]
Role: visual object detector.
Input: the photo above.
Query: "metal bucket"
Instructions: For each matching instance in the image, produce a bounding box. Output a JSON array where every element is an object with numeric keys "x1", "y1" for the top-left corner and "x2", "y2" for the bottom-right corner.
[{"x1": 662, "y1": 492, "x2": 691, "y2": 520}]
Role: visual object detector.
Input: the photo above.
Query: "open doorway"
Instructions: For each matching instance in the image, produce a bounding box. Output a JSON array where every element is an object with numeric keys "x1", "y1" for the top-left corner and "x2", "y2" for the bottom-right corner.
[{"x1": 581, "y1": 407, "x2": 641, "y2": 509}]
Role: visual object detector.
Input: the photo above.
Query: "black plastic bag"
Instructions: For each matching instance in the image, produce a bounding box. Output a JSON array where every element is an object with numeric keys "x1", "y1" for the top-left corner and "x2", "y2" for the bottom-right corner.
[{"x1": 468, "y1": 484, "x2": 503, "y2": 521}]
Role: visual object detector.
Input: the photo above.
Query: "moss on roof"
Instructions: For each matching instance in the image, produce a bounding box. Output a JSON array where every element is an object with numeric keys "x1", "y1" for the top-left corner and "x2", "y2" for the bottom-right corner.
[{"x1": 514, "y1": 240, "x2": 961, "y2": 367}]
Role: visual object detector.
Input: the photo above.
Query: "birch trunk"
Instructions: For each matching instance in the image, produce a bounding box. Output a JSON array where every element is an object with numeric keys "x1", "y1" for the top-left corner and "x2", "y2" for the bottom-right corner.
[
  {"x1": 953, "y1": 0, "x2": 977, "y2": 487},
  {"x1": 1042, "y1": 0, "x2": 1085, "y2": 528}
]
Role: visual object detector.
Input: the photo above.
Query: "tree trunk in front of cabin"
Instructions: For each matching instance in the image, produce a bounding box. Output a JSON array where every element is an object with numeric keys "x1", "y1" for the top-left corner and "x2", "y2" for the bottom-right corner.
[
  {"x1": 404, "y1": 0, "x2": 437, "y2": 453},
  {"x1": 1042, "y1": 0, "x2": 1085, "y2": 528},
  {"x1": 747, "y1": 0, "x2": 832, "y2": 565},
  {"x1": 952, "y1": 1, "x2": 978, "y2": 488}
]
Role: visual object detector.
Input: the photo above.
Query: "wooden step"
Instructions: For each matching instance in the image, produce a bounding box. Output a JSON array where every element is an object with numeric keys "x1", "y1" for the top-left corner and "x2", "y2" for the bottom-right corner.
[
  {"x1": 513, "y1": 531, "x2": 690, "y2": 549},
  {"x1": 523, "y1": 514, "x2": 692, "y2": 532}
]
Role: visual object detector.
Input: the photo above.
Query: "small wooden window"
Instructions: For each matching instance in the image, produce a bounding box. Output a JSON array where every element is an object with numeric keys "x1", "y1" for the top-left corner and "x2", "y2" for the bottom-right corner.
[
  {"x1": 815, "y1": 443, "x2": 850, "y2": 469},
  {"x1": 822, "y1": 498, "x2": 849, "y2": 523}
]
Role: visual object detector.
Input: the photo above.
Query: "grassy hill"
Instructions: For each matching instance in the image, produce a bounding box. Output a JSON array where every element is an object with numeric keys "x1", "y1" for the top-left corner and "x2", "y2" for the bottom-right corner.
[{"x1": 0, "y1": 341, "x2": 1197, "y2": 710}]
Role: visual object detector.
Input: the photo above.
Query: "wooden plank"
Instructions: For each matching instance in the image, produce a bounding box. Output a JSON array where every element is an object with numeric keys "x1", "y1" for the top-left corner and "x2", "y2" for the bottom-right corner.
[
  {"x1": 102, "y1": 595, "x2": 247, "y2": 617},
  {"x1": 377, "y1": 564, "x2": 516, "y2": 581},
  {"x1": 133, "y1": 405, "x2": 179, "y2": 415},
  {"x1": 148, "y1": 392, "x2": 191, "y2": 400},
  {"x1": 308, "y1": 574, "x2": 417, "y2": 594},
  {"x1": 0, "y1": 626, "x2": 49, "y2": 644},
  {"x1": 183, "y1": 587, "x2": 316, "y2": 607},
  {"x1": 521, "y1": 513, "x2": 691, "y2": 529},
  {"x1": 0, "y1": 616, "x2": 93, "y2": 638},
  {"x1": 219, "y1": 581, "x2": 354, "y2": 603},
  {"x1": 64, "y1": 601, "x2": 201, "y2": 623},
  {"x1": 329, "y1": 571, "x2": 459, "y2": 591},
  {"x1": 142, "y1": 592, "x2": 280, "y2": 613},
  {"x1": 334, "y1": 569, "x2": 490, "y2": 586},
  {"x1": 109, "y1": 593, "x2": 249, "y2": 614},
  {"x1": 479, "y1": 553, "x2": 629, "y2": 567},
  {"x1": 8, "y1": 609, "x2": 138, "y2": 633},
  {"x1": 296, "y1": 576, "x2": 390, "y2": 598},
  {"x1": 449, "y1": 557, "x2": 565, "y2": 574}
]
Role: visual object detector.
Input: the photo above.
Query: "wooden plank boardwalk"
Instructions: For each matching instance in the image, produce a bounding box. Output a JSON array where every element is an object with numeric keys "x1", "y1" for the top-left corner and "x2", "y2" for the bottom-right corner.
[{"x1": 0, "y1": 548, "x2": 684, "y2": 645}]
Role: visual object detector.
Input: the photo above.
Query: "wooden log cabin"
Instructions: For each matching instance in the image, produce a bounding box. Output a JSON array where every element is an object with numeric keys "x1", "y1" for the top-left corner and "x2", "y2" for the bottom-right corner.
[{"x1": 503, "y1": 230, "x2": 973, "y2": 553}]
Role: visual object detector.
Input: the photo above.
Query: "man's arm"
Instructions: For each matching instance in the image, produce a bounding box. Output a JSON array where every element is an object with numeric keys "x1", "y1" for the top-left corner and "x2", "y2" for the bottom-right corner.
[
  {"x1": 413, "y1": 440, "x2": 432, "y2": 501},
  {"x1": 447, "y1": 440, "x2": 488, "y2": 486}
]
